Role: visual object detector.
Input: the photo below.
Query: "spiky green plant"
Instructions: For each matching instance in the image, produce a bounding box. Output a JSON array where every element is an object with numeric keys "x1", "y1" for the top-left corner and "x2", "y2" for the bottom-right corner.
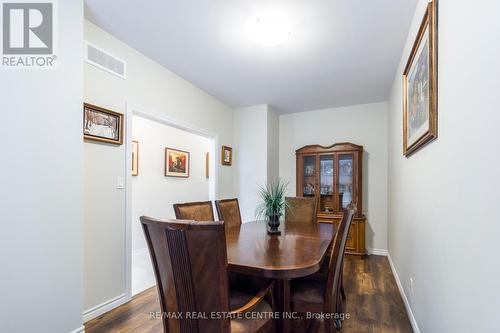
[{"x1": 255, "y1": 178, "x2": 292, "y2": 220}]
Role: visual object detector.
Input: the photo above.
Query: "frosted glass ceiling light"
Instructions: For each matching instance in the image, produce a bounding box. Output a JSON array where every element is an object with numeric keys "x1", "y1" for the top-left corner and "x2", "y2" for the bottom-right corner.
[{"x1": 248, "y1": 13, "x2": 292, "y2": 47}]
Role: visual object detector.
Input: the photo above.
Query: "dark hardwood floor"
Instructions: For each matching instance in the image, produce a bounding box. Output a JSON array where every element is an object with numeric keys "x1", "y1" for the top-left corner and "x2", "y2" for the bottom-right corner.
[{"x1": 85, "y1": 255, "x2": 413, "y2": 333}]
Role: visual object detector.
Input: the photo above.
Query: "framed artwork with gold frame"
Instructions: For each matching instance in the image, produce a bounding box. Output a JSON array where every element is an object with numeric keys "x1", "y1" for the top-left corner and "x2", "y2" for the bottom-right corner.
[
  {"x1": 221, "y1": 146, "x2": 232, "y2": 166},
  {"x1": 165, "y1": 147, "x2": 190, "y2": 178},
  {"x1": 403, "y1": 0, "x2": 438, "y2": 156},
  {"x1": 83, "y1": 103, "x2": 124, "y2": 145},
  {"x1": 206, "y1": 152, "x2": 209, "y2": 178},
  {"x1": 132, "y1": 141, "x2": 139, "y2": 176}
]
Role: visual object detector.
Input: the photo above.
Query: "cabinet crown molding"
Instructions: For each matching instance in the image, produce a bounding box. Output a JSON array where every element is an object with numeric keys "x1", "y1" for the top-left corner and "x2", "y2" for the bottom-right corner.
[{"x1": 295, "y1": 142, "x2": 363, "y2": 154}]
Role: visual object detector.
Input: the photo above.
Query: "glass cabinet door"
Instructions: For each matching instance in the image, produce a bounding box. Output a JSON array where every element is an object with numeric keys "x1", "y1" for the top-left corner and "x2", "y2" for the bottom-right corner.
[
  {"x1": 338, "y1": 154, "x2": 355, "y2": 211},
  {"x1": 301, "y1": 155, "x2": 317, "y2": 197},
  {"x1": 319, "y1": 155, "x2": 334, "y2": 212}
]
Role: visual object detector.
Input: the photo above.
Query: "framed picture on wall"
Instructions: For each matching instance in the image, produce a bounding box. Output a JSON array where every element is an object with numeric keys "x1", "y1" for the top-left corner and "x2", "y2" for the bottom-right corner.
[
  {"x1": 132, "y1": 141, "x2": 139, "y2": 176},
  {"x1": 165, "y1": 147, "x2": 190, "y2": 178},
  {"x1": 402, "y1": 0, "x2": 438, "y2": 156},
  {"x1": 83, "y1": 103, "x2": 124, "y2": 145},
  {"x1": 221, "y1": 145, "x2": 232, "y2": 166},
  {"x1": 206, "y1": 152, "x2": 209, "y2": 179}
]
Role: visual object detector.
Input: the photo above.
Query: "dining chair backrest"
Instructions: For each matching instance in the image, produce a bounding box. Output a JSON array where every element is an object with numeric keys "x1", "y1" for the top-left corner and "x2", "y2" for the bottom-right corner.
[
  {"x1": 285, "y1": 197, "x2": 317, "y2": 224},
  {"x1": 215, "y1": 198, "x2": 242, "y2": 229},
  {"x1": 140, "y1": 217, "x2": 230, "y2": 333},
  {"x1": 173, "y1": 201, "x2": 215, "y2": 221},
  {"x1": 324, "y1": 207, "x2": 355, "y2": 314}
]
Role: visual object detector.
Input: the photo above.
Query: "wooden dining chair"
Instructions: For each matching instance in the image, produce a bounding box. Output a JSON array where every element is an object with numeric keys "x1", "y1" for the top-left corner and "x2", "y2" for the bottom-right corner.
[
  {"x1": 215, "y1": 198, "x2": 242, "y2": 229},
  {"x1": 320, "y1": 203, "x2": 358, "y2": 300},
  {"x1": 214, "y1": 198, "x2": 270, "y2": 296},
  {"x1": 290, "y1": 208, "x2": 355, "y2": 331},
  {"x1": 173, "y1": 201, "x2": 215, "y2": 221},
  {"x1": 285, "y1": 197, "x2": 318, "y2": 224},
  {"x1": 140, "y1": 217, "x2": 275, "y2": 333}
]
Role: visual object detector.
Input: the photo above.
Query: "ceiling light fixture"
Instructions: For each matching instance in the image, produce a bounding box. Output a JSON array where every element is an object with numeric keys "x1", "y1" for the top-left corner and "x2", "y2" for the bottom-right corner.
[{"x1": 247, "y1": 13, "x2": 292, "y2": 47}]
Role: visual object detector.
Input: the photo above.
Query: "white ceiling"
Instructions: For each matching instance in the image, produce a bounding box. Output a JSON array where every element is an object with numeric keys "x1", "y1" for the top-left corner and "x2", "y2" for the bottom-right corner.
[{"x1": 84, "y1": 0, "x2": 417, "y2": 113}]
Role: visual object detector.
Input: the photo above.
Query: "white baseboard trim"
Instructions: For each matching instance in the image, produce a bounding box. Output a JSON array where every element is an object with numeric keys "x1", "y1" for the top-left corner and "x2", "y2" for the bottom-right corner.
[
  {"x1": 83, "y1": 293, "x2": 127, "y2": 323},
  {"x1": 366, "y1": 248, "x2": 388, "y2": 256},
  {"x1": 69, "y1": 326, "x2": 85, "y2": 333},
  {"x1": 387, "y1": 253, "x2": 420, "y2": 333}
]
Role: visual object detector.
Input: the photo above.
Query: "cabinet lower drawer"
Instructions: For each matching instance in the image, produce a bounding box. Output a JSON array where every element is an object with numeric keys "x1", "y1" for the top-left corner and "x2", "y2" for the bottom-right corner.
[
  {"x1": 346, "y1": 223, "x2": 357, "y2": 252},
  {"x1": 317, "y1": 215, "x2": 366, "y2": 256}
]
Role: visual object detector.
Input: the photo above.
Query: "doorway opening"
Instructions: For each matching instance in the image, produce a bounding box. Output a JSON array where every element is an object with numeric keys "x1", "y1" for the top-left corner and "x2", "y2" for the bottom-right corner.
[{"x1": 125, "y1": 104, "x2": 218, "y2": 298}]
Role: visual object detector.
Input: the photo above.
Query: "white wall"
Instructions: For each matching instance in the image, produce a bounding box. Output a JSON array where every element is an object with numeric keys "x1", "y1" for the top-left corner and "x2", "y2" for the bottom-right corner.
[
  {"x1": 267, "y1": 107, "x2": 280, "y2": 183},
  {"x1": 233, "y1": 105, "x2": 280, "y2": 221},
  {"x1": 387, "y1": 1, "x2": 500, "y2": 332},
  {"x1": 84, "y1": 20, "x2": 234, "y2": 312},
  {"x1": 0, "y1": 1, "x2": 84, "y2": 332},
  {"x1": 279, "y1": 102, "x2": 389, "y2": 252},
  {"x1": 233, "y1": 105, "x2": 269, "y2": 221},
  {"x1": 131, "y1": 115, "x2": 210, "y2": 251}
]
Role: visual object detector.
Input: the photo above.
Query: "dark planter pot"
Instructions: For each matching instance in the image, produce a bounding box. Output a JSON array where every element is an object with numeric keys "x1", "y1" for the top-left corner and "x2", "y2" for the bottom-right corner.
[{"x1": 267, "y1": 214, "x2": 281, "y2": 235}]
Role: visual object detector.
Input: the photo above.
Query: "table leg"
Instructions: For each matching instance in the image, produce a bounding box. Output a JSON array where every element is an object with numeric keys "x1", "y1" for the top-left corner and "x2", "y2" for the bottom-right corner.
[{"x1": 276, "y1": 279, "x2": 291, "y2": 333}]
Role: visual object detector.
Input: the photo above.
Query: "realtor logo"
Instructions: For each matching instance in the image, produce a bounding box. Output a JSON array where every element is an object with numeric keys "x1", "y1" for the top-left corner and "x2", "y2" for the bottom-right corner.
[{"x1": 1, "y1": 0, "x2": 57, "y2": 68}]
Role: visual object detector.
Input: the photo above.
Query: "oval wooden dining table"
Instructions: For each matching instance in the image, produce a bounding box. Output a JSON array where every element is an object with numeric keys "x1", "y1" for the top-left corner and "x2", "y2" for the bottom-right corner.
[{"x1": 225, "y1": 220, "x2": 337, "y2": 333}]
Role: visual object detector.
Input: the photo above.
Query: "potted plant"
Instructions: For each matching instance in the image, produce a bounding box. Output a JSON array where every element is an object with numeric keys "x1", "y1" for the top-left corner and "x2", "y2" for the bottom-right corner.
[{"x1": 256, "y1": 178, "x2": 291, "y2": 235}]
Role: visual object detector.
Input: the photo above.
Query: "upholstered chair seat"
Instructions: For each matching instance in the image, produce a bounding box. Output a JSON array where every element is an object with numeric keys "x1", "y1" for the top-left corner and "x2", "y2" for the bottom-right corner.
[
  {"x1": 230, "y1": 300, "x2": 273, "y2": 333},
  {"x1": 173, "y1": 201, "x2": 215, "y2": 221},
  {"x1": 285, "y1": 197, "x2": 318, "y2": 224},
  {"x1": 290, "y1": 274, "x2": 327, "y2": 309},
  {"x1": 230, "y1": 289, "x2": 256, "y2": 309},
  {"x1": 215, "y1": 198, "x2": 242, "y2": 229}
]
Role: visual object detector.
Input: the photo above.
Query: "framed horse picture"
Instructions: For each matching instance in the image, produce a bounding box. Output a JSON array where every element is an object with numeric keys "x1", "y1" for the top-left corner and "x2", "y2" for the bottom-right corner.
[
  {"x1": 403, "y1": 0, "x2": 438, "y2": 156},
  {"x1": 83, "y1": 103, "x2": 124, "y2": 145}
]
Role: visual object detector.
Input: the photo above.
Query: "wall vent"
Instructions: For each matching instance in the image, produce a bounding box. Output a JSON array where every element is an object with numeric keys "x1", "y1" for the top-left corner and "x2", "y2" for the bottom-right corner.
[{"x1": 85, "y1": 42, "x2": 126, "y2": 79}]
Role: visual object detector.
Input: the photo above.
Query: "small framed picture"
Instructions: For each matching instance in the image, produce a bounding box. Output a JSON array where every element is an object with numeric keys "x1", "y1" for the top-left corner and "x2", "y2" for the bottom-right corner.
[
  {"x1": 83, "y1": 103, "x2": 124, "y2": 145},
  {"x1": 132, "y1": 141, "x2": 139, "y2": 176},
  {"x1": 206, "y1": 152, "x2": 209, "y2": 179},
  {"x1": 221, "y1": 145, "x2": 232, "y2": 166},
  {"x1": 165, "y1": 147, "x2": 190, "y2": 178}
]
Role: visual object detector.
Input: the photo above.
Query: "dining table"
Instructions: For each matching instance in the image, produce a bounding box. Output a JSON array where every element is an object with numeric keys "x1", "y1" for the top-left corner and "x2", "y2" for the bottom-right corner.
[{"x1": 225, "y1": 220, "x2": 337, "y2": 333}]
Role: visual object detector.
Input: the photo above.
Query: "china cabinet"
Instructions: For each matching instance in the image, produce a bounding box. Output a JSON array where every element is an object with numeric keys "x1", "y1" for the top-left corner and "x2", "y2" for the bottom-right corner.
[{"x1": 296, "y1": 142, "x2": 366, "y2": 255}]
